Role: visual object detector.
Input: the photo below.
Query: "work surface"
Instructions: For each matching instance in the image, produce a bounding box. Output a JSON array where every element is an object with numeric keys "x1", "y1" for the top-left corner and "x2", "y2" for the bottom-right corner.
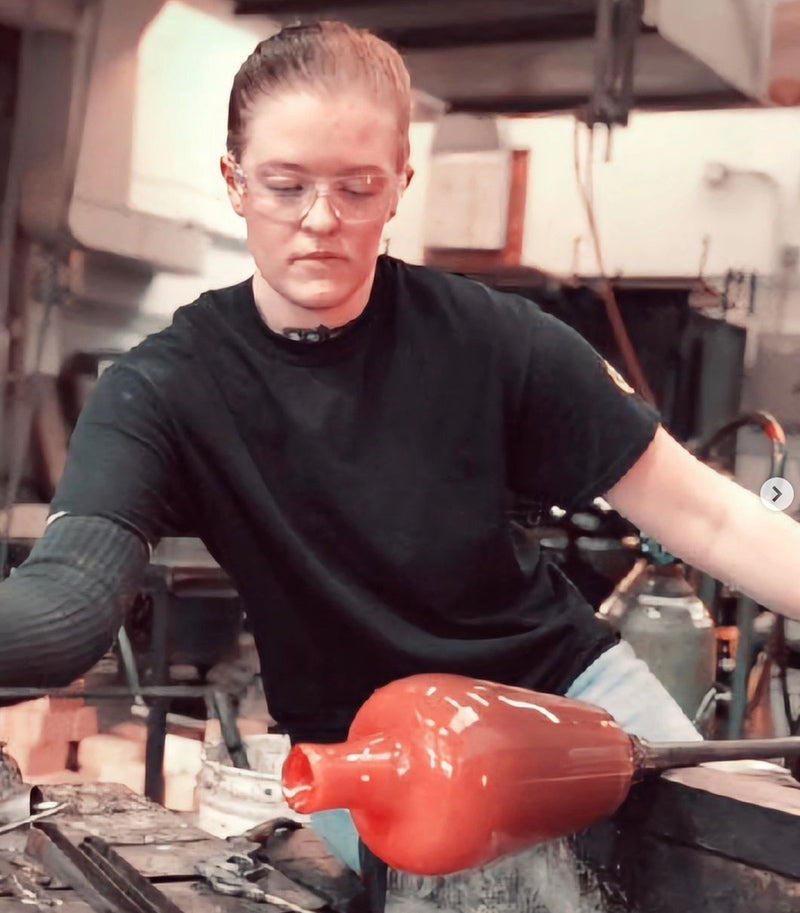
[
  {"x1": 0, "y1": 782, "x2": 381, "y2": 913},
  {"x1": 1, "y1": 765, "x2": 799, "y2": 913}
]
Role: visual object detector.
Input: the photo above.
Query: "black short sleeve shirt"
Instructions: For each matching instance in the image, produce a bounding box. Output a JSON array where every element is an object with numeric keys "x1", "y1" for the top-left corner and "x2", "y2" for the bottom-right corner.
[{"x1": 52, "y1": 256, "x2": 659, "y2": 741}]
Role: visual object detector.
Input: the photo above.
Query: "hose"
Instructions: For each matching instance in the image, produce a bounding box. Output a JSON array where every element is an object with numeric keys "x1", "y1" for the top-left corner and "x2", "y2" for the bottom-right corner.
[{"x1": 694, "y1": 410, "x2": 792, "y2": 738}]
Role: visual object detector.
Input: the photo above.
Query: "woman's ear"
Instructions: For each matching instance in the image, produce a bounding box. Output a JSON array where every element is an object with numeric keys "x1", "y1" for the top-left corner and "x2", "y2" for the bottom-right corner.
[
  {"x1": 220, "y1": 155, "x2": 245, "y2": 217},
  {"x1": 388, "y1": 166, "x2": 415, "y2": 220}
]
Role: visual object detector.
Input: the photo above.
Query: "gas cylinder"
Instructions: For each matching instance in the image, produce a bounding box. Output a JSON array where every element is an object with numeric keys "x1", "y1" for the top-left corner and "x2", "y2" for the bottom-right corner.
[{"x1": 599, "y1": 558, "x2": 716, "y2": 720}]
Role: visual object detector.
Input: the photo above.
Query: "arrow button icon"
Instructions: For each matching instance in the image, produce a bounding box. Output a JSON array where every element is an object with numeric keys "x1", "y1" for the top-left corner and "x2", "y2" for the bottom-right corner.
[{"x1": 760, "y1": 478, "x2": 795, "y2": 512}]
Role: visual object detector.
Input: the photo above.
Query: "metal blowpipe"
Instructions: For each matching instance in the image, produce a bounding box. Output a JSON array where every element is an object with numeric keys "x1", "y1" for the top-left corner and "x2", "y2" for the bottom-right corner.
[{"x1": 634, "y1": 736, "x2": 800, "y2": 775}]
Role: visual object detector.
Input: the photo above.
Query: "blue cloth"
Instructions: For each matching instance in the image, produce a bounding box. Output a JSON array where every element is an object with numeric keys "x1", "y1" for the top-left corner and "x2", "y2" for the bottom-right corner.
[
  {"x1": 565, "y1": 639, "x2": 703, "y2": 742},
  {"x1": 310, "y1": 640, "x2": 701, "y2": 871},
  {"x1": 311, "y1": 808, "x2": 363, "y2": 874}
]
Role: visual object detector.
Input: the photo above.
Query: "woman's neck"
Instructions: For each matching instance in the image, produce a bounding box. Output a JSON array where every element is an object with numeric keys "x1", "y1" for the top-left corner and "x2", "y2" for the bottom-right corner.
[{"x1": 251, "y1": 268, "x2": 376, "y2": 335}]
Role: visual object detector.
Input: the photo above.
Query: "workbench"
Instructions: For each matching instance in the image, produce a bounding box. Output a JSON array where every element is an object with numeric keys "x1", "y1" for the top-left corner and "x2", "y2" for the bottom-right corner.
[
  {"x1": 0, "y1": 782, "x2": 379, "y2": 913},
  {"x1": 1, "y1": 763, "x2": 799, "y2": 912}
]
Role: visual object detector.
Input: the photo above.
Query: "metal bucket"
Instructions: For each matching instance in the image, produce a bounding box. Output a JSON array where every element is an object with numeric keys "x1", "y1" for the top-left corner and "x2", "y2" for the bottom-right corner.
[{"x1": 195, "y1": 734, "x2": 307, "y2": 838}]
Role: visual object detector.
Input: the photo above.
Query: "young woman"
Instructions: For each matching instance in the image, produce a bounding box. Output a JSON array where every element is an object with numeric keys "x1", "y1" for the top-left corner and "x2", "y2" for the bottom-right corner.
[{"x1": 2, "y1": 20, "x2": 799, "y2": 874}]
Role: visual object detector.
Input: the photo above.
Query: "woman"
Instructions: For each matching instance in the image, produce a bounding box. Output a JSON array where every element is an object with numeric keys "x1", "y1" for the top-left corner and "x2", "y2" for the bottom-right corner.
[{"x1": 2, "y1": 21, "x2": 799, "y2": 874}]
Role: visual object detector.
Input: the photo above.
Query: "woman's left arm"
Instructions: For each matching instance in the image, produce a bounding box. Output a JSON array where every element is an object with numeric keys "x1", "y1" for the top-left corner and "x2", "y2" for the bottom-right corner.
[{"x1": 604, "y1": 425, "x2": 800, "y2": 621}]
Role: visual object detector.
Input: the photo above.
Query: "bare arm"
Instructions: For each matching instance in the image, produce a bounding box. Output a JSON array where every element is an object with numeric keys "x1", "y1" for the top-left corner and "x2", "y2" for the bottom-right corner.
[{"x1": 604, "y1": 426, "x2": 800, "y2": 621}]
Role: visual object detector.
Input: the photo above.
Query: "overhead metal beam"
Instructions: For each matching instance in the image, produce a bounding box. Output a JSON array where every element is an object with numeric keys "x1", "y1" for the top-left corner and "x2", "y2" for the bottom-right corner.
[
  {"x1": 233, "y1": 0, "x2": 598, "y2": 43},
  {"x1": 402, "y1": 31, "x2": 745, "y2": 116},
  {"x1": 0, "y1": 0, "x2": 84, "y2": 34}
]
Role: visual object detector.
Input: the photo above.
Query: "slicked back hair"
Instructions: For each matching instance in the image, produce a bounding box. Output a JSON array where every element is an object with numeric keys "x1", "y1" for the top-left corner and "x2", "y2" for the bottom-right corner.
[{"x1": 227, "y1": 21, "x2": 412, "y2": 171}]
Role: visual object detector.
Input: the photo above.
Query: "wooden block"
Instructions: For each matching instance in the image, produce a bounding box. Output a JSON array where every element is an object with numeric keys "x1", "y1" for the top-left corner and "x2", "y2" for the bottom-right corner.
[
  {"x1": 618, "y1": 765, "x2": 800, "y2": 879},
  {"x1": 569, "y1": 763, "x2": 800, "y2": 913},
  {"x1": 577, "y1": 824, "x2": 800, "y2": 912},
  {"x1": 37, "y1": 782, "x2": 209, "y2": 844}
]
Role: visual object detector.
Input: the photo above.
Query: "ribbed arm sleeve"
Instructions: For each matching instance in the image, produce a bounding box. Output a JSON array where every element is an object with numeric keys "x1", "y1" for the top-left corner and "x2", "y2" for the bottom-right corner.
[{"x1": 0, "y1": 515, "x2": 148, "y2": 687}]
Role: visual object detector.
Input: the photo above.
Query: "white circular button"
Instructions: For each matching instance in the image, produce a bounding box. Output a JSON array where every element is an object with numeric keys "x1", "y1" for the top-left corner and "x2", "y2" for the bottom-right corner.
[{"x1": 759, "y1": 477, "x2": 795, "y2": 512}]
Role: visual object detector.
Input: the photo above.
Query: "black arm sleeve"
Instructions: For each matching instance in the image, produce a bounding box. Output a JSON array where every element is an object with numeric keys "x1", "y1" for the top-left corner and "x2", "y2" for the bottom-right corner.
[
  {"x1": 502, "y1": 295, "x2": 660, "y2": 509},
  {"x1": 0, "y1": 515, "x2": 147, "y2": 687}
]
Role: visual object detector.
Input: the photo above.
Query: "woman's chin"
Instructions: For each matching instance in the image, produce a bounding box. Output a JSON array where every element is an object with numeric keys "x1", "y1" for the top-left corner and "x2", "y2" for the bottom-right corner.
[{"x1": 285, "y1": 277, "x2": 356, "y2": 311}]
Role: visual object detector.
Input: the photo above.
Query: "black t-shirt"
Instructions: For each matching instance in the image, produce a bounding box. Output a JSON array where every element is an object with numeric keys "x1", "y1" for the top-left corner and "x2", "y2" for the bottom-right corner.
[{"x1": 52, "y1": 256, "x2": 659, "y2": 741}]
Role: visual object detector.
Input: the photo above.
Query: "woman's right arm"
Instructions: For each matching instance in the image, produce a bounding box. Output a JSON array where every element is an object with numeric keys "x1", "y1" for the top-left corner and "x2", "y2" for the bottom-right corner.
[
  {"x1": 1, "y1": 359, "x2": 186, "y2": 688},
  {"x1": 0, "y1": 515, "x2": 148, "y2": 687}
]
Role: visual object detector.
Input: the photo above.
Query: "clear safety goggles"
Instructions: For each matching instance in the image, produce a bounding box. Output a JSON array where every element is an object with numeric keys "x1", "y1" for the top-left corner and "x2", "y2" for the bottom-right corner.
[{"x1": 229, "y1": 159, "x2": 405, "y2": 224}]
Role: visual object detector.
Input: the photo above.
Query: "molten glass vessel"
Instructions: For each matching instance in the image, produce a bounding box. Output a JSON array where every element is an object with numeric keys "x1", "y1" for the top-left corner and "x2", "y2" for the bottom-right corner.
[
  {"x1": 283, "y1": 673, "x2": 800, "y2": 874},
  {"x1": 282, "y1": 673, "x2": 635, "y2": 874}
]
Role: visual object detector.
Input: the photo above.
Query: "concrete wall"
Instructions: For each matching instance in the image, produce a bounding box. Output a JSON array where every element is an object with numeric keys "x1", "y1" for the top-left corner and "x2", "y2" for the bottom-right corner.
[
  {"x1": 47, "y1": 2, "x2": 800, "y2": 323},
  {"x1": 397, "y1": 108, "x2": 800, "y2": 318},
  {"x1": 510, "y1": 109, "x2": 799, "y2": 282}
]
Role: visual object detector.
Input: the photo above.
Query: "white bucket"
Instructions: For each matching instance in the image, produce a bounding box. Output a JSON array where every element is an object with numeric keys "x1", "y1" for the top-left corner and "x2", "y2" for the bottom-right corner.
[{"x1": 195, "y1": 734, "x2": 307, "y2": 838}]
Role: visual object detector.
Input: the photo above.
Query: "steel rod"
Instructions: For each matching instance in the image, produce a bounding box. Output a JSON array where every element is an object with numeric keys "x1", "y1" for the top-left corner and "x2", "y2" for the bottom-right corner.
[
  {"x1": 0, "y1": 686, "x2": 210, "y2": 699},
  {"x1": 636, "y1": 736, "x2": 800, "y2": 774}
]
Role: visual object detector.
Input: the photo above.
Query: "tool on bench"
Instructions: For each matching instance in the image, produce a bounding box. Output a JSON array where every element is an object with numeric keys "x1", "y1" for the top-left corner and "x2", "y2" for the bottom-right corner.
[
  {"x1": 0, "y1": 802, "x2": 66, "y2": 837},
  {"x1": 0, "y1": 781, "x2": 66, "y2": 837},
  {"x1": 27, "y1": 822, "x2": 184, "y2": 913}
]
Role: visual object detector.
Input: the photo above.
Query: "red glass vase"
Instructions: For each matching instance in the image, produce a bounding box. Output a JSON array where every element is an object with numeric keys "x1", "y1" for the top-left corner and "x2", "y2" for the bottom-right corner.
[{"x1": 282, "y1": 673, "x2": 635, "y2": 874}]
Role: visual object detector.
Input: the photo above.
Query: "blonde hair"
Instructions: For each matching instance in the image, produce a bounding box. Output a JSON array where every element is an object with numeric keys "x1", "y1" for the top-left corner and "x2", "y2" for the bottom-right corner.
[{"x1": 227, "y1": 21, "x2": 411, "y2": 171}]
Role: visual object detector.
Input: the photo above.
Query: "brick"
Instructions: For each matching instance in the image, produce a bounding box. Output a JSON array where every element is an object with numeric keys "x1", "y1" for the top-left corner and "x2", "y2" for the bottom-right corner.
[
  {"x1": 0, "y1": 697, "x2": 87, "y2": 747},
  {"x1": 69, "y1": 706, "x2": 99, "y2": 743},
  {"x1": 164, "y1": 772, "x2": 197, "y2": 812},
  {"x1": 6, "y1": 739, "x2": 69, "y2": 777},
  {"x1": 46, "y1": 697, "x2": 84, "y2": 715},
  {"x1": 25, "y1": 769, "x2": 87, "y2": 785},
  {"x1": 109, "y1": 722, "x2": 148, "y2": 743},
  {"x1": 164, "y1": 734, "x2": 202, "y2": 777},
  {"x1": 90, "y1": 760, "x2": 146, "y2": 795},
  {"x1": 0, "y1": 700, "x2": 45, "y2": 744},
  {"x1": 0, "y1": 697, "x2": 46, "y2": 727},
  {"x1": 77, "y1": 734, "x2": 145, "y2": 775},
  {"x1": 204, "y1": 717, "x2": 267, "y2": 746}
]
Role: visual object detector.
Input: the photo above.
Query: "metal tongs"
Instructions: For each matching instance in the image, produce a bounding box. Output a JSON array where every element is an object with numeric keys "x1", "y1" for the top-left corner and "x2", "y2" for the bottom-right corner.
[{"x1": 26, "y1": 822, "x2": 186, "y2": 913}]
